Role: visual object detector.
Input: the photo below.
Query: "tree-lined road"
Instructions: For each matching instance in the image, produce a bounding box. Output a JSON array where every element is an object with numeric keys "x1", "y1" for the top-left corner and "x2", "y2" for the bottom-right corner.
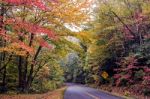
[{"x1": 64, "y1": 84, "x2": 124, "y2": 99}]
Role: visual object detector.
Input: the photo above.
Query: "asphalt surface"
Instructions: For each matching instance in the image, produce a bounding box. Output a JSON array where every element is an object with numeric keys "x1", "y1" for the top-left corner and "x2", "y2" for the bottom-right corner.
[{"x1": 64, "y1": 84, "x2": 124, "y2": 99}]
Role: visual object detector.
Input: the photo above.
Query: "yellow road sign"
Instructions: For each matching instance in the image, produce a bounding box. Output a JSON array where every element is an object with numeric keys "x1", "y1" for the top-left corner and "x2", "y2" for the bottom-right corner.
[{"x1": 101, "y1": 71, "x2": 109, "y2": 79}]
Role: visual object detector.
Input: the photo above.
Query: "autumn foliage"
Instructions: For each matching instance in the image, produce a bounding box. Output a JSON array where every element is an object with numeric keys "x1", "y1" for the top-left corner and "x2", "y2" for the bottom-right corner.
[{"x1": 0, "y1": 0, "x2": 91, "y2": 93}]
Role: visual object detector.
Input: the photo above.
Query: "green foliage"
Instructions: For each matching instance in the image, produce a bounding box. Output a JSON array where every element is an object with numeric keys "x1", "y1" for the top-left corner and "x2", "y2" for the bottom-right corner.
[{"x1": 62, "y1": 53, "x2": 85, "y2": 83}]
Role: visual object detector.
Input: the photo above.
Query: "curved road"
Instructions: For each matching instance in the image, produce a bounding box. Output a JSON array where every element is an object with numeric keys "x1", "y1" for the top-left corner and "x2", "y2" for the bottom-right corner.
[{"x1": 64, "y1": 84, "x2": 124, "y2": 99}]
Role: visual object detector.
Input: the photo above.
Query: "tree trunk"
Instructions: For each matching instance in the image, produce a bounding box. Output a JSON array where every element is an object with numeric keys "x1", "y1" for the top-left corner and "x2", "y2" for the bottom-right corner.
[
  {"x1": 0, "y1": 4, "x2": 7, "y2": 90},
  {"x1": 18, "y1": 56, "x2": 24, "y2": 91},
  {"x1": 0, "y1": 2, "x2": 5, "y2": 72},
  {"x1": 23, "y1": 34, "x2": 34, "y2": 91},
  {"x1": 2, "y1": 67, "x2": 6, "y2": 87},
  {"x1": 26, "y1": 46, "x2": 42, "y2": 90}
]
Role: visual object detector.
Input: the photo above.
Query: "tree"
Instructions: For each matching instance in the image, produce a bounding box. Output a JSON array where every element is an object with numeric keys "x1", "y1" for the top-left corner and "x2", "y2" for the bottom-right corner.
[
  {"x1": 84, "y1": 0, "x2": 150, "y2": 96},
  {"x1": 0, "y1": 0, "x2": 91, "y2": 92}
]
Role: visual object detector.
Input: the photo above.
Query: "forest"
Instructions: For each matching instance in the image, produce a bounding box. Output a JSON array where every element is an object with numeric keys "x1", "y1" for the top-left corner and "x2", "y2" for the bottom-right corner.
[{"x1": 0, "y1": 0, "x2": 150, "y2": 99}]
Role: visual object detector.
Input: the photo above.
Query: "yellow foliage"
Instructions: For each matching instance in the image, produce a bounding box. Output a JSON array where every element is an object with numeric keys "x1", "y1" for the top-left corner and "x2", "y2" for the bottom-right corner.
[
  {"x1": 92, "y1": 75, "x2": 99, "y2": 81},
  {"x1": 0, "y1": 43, "x2": 27, "y2": 56},
  {"x1": 45, "y1": 0, "x2": 93, "y2": 26},
  {"x1": 38, "y1": 65, "x2": 50, "y2": 80}
]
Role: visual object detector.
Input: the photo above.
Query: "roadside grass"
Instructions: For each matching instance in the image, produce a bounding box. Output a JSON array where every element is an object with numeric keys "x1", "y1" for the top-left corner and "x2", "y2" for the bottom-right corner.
[{"x1": 0, "y1": 87, "x2": 67, "y2": 99}]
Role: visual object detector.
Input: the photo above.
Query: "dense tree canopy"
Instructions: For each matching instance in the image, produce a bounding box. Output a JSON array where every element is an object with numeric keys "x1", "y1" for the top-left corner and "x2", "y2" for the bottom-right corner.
[
  {"x1": 0, "y1": 0, "x2": 150, "y2": 97},
  {"x1": 0, "y1": 0, "x2": 91, "y2": 92}
]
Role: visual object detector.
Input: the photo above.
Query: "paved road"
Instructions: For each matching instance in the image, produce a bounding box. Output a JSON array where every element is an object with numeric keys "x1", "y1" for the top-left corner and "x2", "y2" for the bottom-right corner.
[{"x1": 64, "y1": 84, "x2": 124, "y2": 99}]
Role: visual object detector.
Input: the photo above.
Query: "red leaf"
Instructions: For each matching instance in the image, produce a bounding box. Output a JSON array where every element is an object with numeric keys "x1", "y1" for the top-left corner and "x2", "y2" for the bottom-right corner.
[
  {"x1": 144, "y1": 76, "x2": 150, "y2": 81},
  {"x1": 114, "y1": 74, "x2": 121, "y2": 79},
  {"x1": 18, "y1": 42, "x2": 34, "y2": 53},
  {"x1": 39, "y1": 39, "x2": 53, "y2": 49}
]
